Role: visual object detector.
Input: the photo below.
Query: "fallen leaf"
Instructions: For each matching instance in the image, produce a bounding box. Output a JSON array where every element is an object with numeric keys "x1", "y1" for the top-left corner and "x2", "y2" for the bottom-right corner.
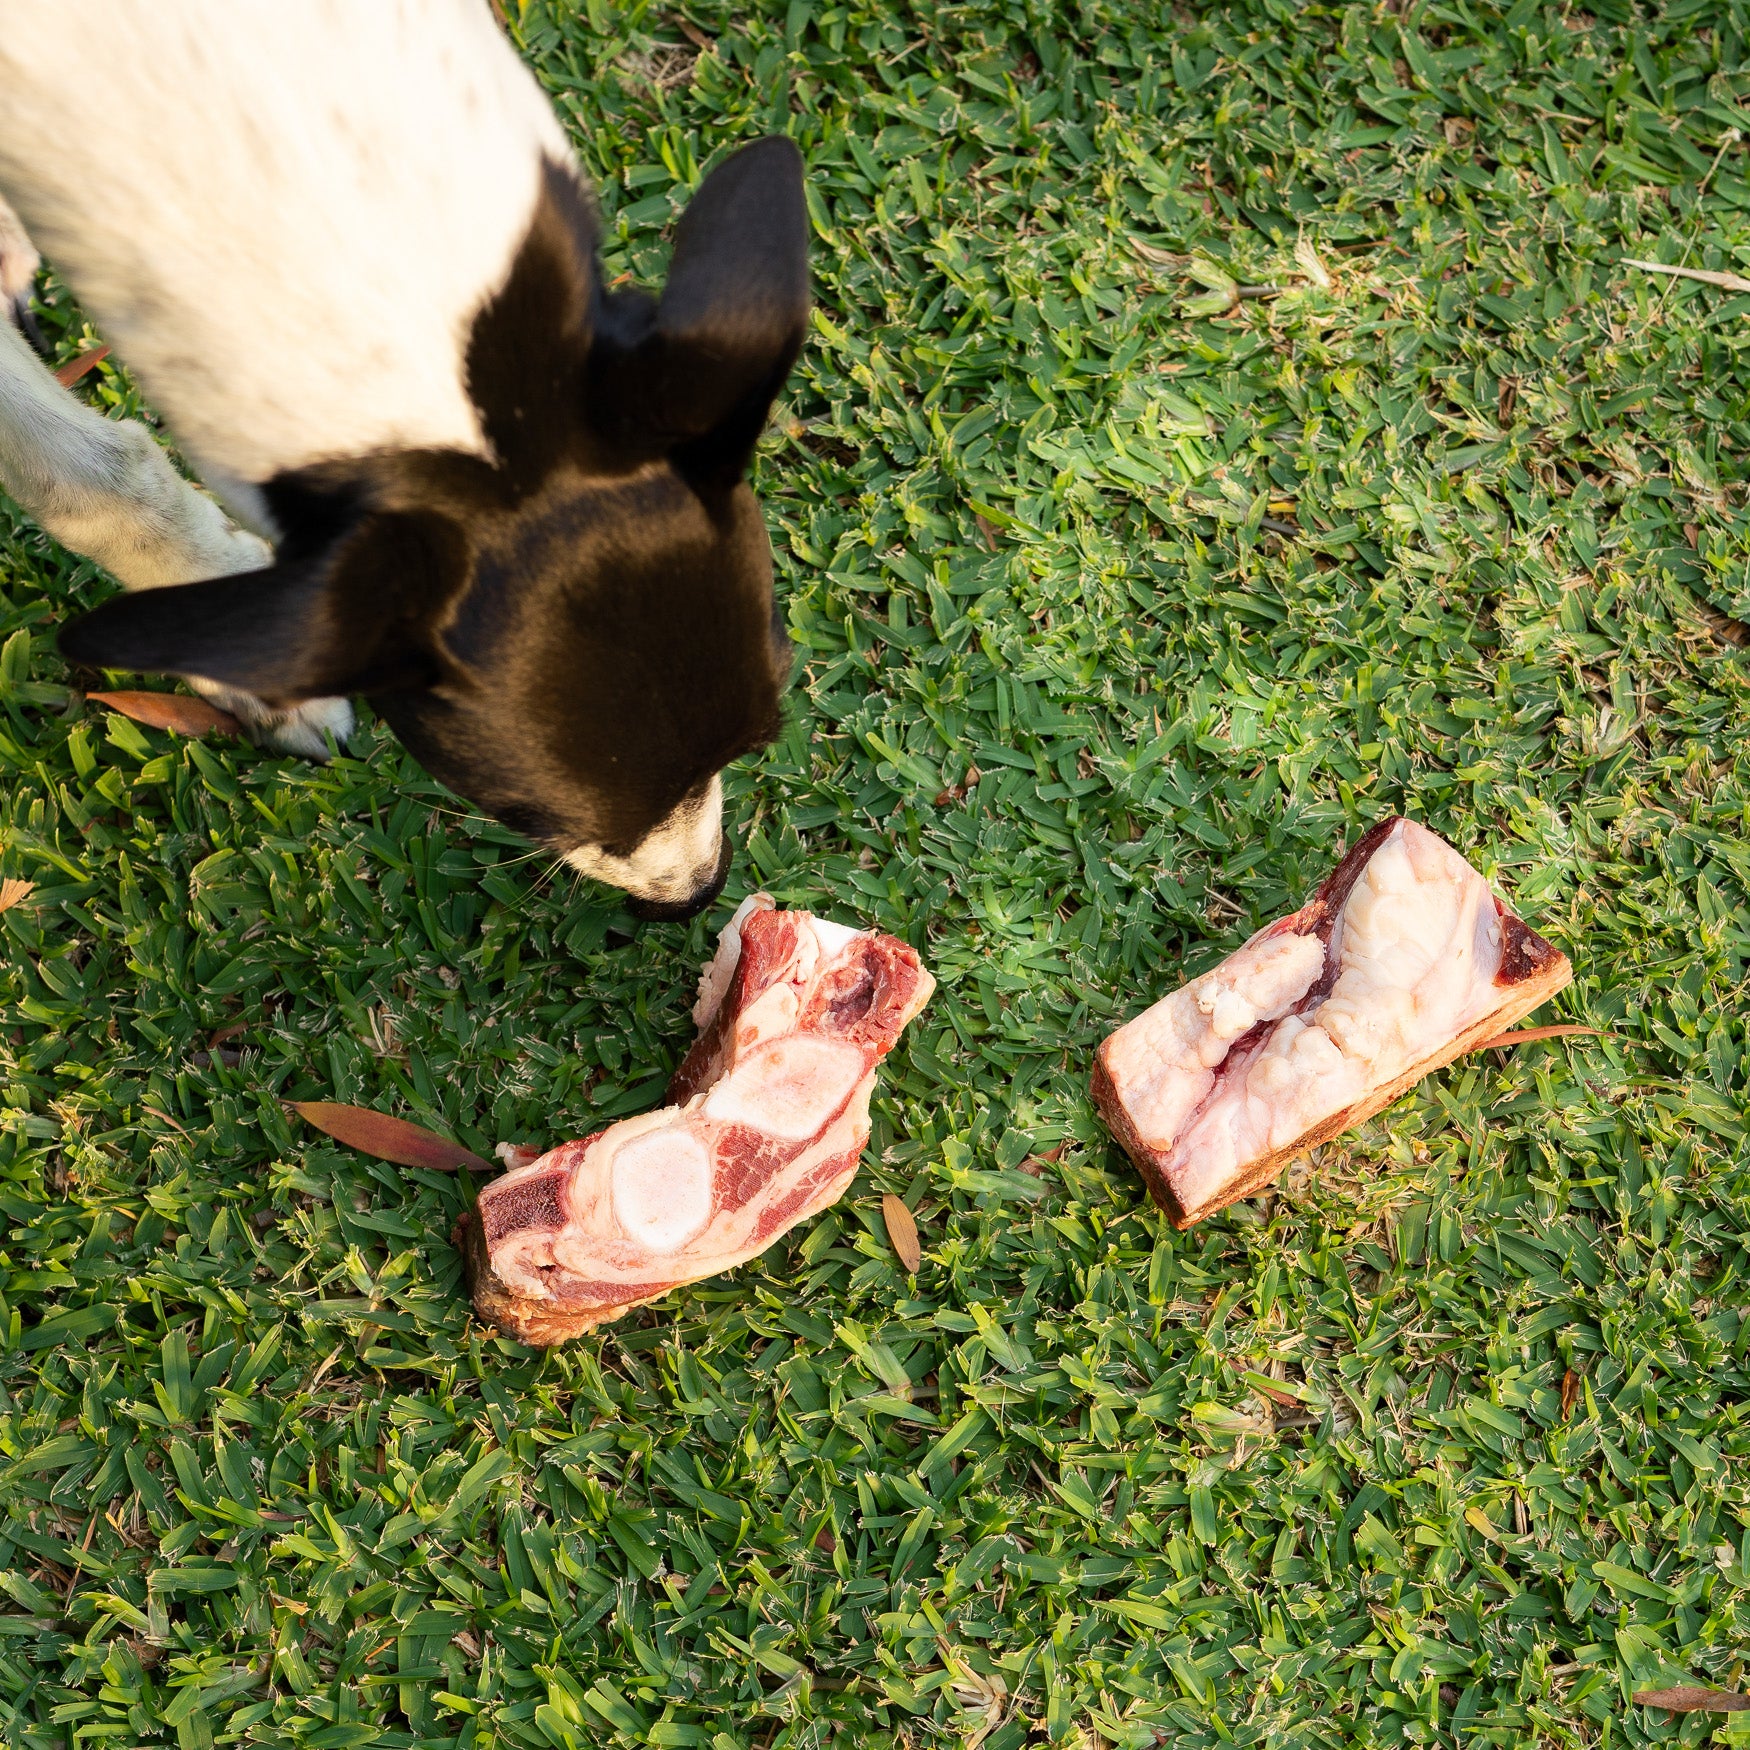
[
  {"x1": 288, "y1": 1102, "x2": 489, "y2": 1173},
  {"x1": 53, "y1": 344, "x2": 111, "y2": 388},
  {"x1": 1632, "y1": 1688, "x2": 1750, "y2": 1714},
  {"x1": 675, "y1": 17, "x2": 714, "y2": 48},
  {"x1": 973, "y1": 511, "x2": 1001, "y2": 551},
  {"x1": 86, "y1": 691, "x2": 241, "y2": 736},
  {"x1": 1561, "y1": 1369, "x2": 1581, "y2": 1419},
  {"x1": 0, "y1": 878, "x2": 35, "y2": 914},
  {"x1": 1473, "y1": 1024, "x2": 1609, "y2": 1051},
  {"x1": 883, "y1": 1193, "x2": 922, "y2": 1272},
  {"x1": 208, "y1": 1020, "x2": 251, "y2": 1049},
  {"x1": 1251, "y1": 1379, "x2": 1300, "y2": 1407},
  {"x1": 1018, "y1": 1141, "x2": 1068, "y2": 1176},
  {"x1": 813, "y1": 1524, "x2": 836, "y2": 1552}
]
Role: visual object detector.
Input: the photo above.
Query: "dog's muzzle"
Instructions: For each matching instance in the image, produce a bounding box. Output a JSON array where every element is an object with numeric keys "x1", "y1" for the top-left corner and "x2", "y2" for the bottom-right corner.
[{"x1": 627, "y1": 832, "x2": 732, "y2": 923}]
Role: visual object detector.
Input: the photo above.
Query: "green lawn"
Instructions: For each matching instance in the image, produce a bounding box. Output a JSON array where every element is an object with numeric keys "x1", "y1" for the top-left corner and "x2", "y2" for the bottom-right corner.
[{"x1": 4, "y1": 0, "x2": 1750, "y2": 1744}]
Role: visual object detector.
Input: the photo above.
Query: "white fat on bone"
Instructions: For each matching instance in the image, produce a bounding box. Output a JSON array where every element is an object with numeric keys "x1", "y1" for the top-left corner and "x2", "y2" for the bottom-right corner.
[
  {"x1": 1101, "y1": 929, "x2": 1326, "y2": 1153},
  {"x1": 692, "y1": 891, "x2": 773, "y2": 1029},
  {"x1": 1173, "y1": 825, "x2": 1504, "y2": 1207},
  {"x1": 1093, "y1": 818, "x2": 1571, "y2": 1227},
  {"x1": 608, "y1": 1126, "x2": 714, "y2": 1252},
  {"x1": 702, "y1": 1034, "x2": 869, "y2": 1140}
]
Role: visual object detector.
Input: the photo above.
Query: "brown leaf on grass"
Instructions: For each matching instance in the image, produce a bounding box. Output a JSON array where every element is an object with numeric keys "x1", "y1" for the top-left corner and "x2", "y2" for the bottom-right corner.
[
  {"x1": 1632, "y1": 1688, "x2": 1750, "y2": 1714},
  {"x1": 882, "y1": 1194, "x2": 922, "y2": 1273},
  {"x1": 1473, "y1": 1024, "x2": 1609, "y2": 1051},
  {"x1": 0, "y1": 879, "x2": 35, "y2": 914},
  {"x1": 86, "y1": 691, "x2": 241, "y2": 736},
  {"x1": 973, "y1": 512, "x2": 1001, "y2": 551},
  {"x1": 1251, "y1": 1379, "x2": 1300, "y2": 1408},
  {"x1": 933, "y1": 766, "x2": 981, "y2": 807},
  {"x1": 53, "y1": 344, "x2": 111, "y2": 388},
  {"x1": 1017, "y1": 1142, "x2": 1068, "y2": 1176},
  {"x1": 1561, "y1": 1369, "x2": 1581, "y2": 1419},
  {"x1": 288, "y1": 1102, "x2": 489, "y2": 1173},
  {"x1": 675, "y1": 17, "x2": 714, "y2": 49},
  {"x1": 209, "y1": 1020, "x2": 251, "y2": 1049}
]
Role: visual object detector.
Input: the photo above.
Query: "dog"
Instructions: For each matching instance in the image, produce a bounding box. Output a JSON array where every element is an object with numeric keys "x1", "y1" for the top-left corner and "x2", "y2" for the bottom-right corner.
[{"x1": 0, "y1": 0, "x2": 806, "y2": 920}]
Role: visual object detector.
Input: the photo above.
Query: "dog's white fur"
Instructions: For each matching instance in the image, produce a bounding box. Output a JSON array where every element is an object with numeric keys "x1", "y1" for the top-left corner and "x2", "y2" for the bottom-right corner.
[
  {"x1": 0, "y1": 0, "x2": 729, "y2": 859},
  {"x1": 0, "y1": 0, "x2": 566, "y2": 757},
  {"x1": 0, "y1": 0, "x2": 567, "y2": 510}
]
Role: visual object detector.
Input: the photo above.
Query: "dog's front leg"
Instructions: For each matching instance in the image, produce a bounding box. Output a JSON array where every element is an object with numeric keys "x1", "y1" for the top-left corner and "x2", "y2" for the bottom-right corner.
[{"x1": 0, "y1": 255, "x2": 351, "y2": 755}]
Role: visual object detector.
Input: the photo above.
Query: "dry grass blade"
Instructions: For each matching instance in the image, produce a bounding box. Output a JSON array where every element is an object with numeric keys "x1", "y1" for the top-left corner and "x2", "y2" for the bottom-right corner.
[
  {"x1": 882, "y1": 1193, "x2": 922, "y2": 1272},
  {"x1": 1632, "y1": 1688, "x2": 1750, "y2": 1713},
  {"x1": 1130, "y1": 236, "x2": 1183, "y2": 266},
  {"x1": 1473, "y1": 1024, "x2": 1609, "y2": 1051},
  {"x1": 288, "y1": 1102, "x2": 489, "y2": 1173},
  {"x1": 1294, "y1": 235, "x2": 1333, "y2": 289},
  {"x1": 1561, "y1": 1369, "x2": 1581, "y2": 1419},
  {"x1": 86, "y1": 691, "x2": 241, "y2": 736},
  {"x1": 0, "y1": 878, "x2": 35, "y2": 914},
  {"x1": 53, "y1": 344, "x2": 111, "y2": 388},
  {"x1": 1623, "y1": 258, "x2": 1750, "y2": 294}
]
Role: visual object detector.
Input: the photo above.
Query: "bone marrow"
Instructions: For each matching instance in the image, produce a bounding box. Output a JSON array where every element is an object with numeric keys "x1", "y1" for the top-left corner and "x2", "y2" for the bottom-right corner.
[
  {"x1": 1092, "y1": 817, "x2": 1572, "y2": 1227},
  {"x1": 463, "y1": 897, "x2": 934, "y2": 1343}
]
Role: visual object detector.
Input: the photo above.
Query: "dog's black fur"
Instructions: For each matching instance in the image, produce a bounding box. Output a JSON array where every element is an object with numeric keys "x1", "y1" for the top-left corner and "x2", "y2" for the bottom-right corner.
[{"x1": 60, "y1": 138, "x2": 807, "y2": 916}]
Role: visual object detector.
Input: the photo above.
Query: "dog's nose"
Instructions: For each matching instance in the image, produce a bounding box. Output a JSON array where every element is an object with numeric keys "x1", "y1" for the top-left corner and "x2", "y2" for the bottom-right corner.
[{"x1": 627, "y1": 832, "x2": 732, "y2": 924}]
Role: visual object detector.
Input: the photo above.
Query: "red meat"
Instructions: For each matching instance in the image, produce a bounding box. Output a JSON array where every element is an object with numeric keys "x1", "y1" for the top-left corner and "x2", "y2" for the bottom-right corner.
[{"x1": 464, "y1": 898, "x2": 933, "y2": 1343}]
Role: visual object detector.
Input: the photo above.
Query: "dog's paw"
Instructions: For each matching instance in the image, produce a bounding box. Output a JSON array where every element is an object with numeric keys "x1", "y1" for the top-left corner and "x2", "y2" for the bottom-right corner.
[
  {"x1": 0, "y1": 198, "x2": 44, "y2": 347},
  {"x1": 190, "y1": 679, "x2": 354, "y2": 761},
  {"x1": 257, "y1": 695, "x2": 356, "y2": 760},
  {"x1": 0, "y1": 199, "x2": 40, "y2": 309}
]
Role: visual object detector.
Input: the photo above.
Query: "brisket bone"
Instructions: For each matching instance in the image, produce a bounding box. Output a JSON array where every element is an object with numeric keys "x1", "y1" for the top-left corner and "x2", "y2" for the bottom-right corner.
[
  {"x1": 1091, "y1": 817, "x2": 1572, "y2": 1227},
  {"x1": 464, "y1": 897, "x2": 934, "y2": 1344}
]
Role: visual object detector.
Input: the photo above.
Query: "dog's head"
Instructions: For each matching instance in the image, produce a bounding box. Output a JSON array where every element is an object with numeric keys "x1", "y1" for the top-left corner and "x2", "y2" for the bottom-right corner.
[{"x1": 59, "y1": 137, "x2": 808, "y2": 919}]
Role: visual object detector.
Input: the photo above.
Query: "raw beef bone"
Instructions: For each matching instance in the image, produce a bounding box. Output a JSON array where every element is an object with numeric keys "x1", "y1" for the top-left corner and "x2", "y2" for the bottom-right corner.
[
  {"x1": 1092, "y1": 818, "x2": 1572, "y2": 1228},
  {"x1": 464, "y1": 898, "x2": 934, "y2": 1344}
]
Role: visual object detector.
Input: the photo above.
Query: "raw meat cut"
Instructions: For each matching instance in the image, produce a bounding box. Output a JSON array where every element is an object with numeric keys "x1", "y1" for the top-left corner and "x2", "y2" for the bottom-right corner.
[
  {"x1": 1092, "y1": 818, "x2": 1572, "y2": 1228},
  {"x1": 463, "y1": 897, "x2": 934, "y2": 1344}
]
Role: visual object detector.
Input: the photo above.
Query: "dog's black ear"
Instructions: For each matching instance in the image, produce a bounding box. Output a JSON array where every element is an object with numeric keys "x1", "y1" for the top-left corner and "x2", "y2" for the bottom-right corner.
[
  {"x1": 592, "y1": 135, "x2": 809, "y2": 484},
  {"x1": 58, "y1": 514, "x2": 459, "y2": 704}
]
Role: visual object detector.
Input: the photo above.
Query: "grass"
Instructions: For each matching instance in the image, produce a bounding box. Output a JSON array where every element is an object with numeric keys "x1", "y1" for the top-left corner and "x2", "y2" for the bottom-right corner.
[{"x1": 3, "y1": 0, "x2": 1750, "y2": 1744}]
